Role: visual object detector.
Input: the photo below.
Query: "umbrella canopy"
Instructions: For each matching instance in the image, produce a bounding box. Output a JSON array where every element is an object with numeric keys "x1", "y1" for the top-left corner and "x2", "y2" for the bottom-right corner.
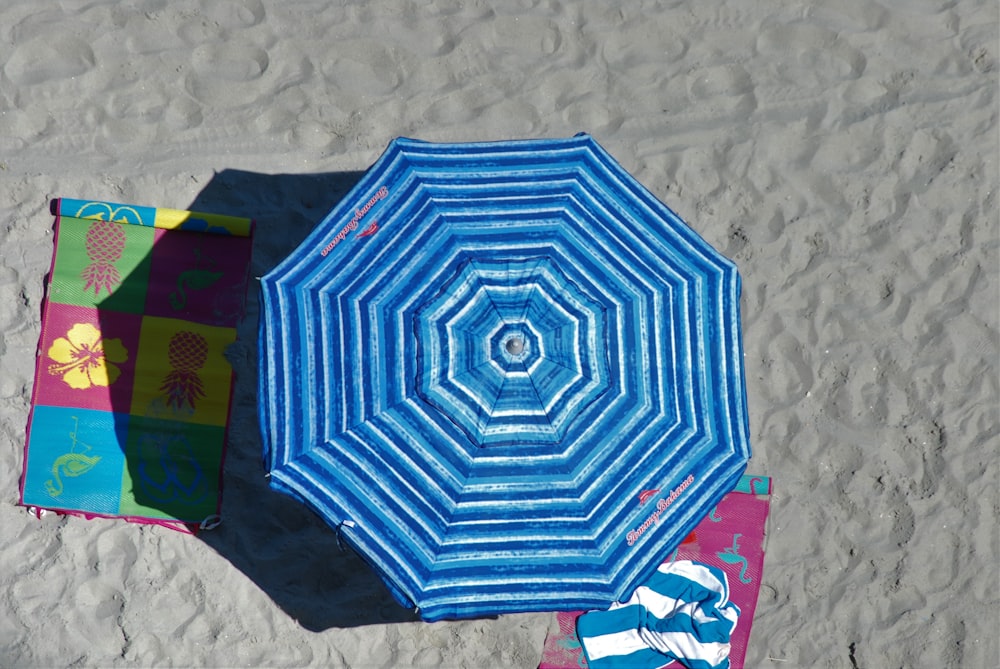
[{"x1": 257, "y1": 134, "x2": 751, "y2": 621}]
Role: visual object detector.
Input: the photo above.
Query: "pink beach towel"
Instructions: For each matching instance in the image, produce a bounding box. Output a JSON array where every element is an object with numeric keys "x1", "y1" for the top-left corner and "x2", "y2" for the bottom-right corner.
[{"x1": 538, "y1": 474, "x2": 772, "y2": 669}]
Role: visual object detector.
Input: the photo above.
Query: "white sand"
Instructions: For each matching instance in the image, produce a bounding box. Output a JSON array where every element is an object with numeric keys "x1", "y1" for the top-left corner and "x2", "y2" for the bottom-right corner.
[{"x1": 1, "y1": 1, "x2": 997, "y2": 667}]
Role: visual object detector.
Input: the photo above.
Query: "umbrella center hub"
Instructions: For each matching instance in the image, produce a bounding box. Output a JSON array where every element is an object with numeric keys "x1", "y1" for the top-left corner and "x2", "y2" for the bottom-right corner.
[
  {"x1": 505, "y1": 337, "x2": 525, "y2": 356},
  {"x1": 497, "y1": 329, "x2": 532, "y2": 363}
]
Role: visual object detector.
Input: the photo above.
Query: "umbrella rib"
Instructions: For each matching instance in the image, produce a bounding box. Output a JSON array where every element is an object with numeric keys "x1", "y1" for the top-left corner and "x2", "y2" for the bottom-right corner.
[
  {"x1": 536, "y1": 355, "x2": 597, "y2": 383},
  {"x1": 465, "y1": 358, "x2": 505, "y2": 421},
  {"x1": 519, "y1": 363, "x2": 558, "y2": 435},
  {"x1": 473, "y1": 372, "x2": 556, "y2": 441}
]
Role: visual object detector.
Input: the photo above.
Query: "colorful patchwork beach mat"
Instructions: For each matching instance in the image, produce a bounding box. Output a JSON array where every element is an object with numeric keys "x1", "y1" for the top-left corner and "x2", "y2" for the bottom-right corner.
[
  {"x1": 538, "y1": 474, "x2": 772, "y2": 669},
  {"x1": 20, "y1": 198, "x2": 253, "y2": 532}
]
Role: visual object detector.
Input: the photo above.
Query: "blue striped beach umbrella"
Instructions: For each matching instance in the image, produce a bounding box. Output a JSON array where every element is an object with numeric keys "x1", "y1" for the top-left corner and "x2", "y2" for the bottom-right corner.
[{"x1": 257, "y1": 134, "x2": 751, "y2": 621}]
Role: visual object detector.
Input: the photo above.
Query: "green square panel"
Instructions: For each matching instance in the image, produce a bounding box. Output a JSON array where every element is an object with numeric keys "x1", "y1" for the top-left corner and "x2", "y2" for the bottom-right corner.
[
  {"x1": 48, "y1": 216, "x2": 155, "y2": 313},
  {"x1": 118, "y1": 416, "x2": 224, "y2": 522}
]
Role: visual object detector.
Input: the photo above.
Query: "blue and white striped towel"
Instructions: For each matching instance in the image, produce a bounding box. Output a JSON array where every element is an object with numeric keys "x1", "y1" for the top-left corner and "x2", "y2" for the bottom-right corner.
[{"x1": 577, "y1": 560, "x2": 740, "y2": 669}]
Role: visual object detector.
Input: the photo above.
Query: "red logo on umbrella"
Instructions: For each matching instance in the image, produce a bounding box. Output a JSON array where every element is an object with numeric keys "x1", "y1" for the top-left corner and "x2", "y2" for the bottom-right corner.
[
  {"x1": 358, "y1": 221, "x2": 379, "y2": 237},
  {"x1": 638, "y1": 489, "x2": 660, "y2": 506}
]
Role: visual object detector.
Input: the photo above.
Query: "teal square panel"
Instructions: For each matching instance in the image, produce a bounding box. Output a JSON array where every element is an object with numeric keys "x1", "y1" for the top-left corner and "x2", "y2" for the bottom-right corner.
[{"x1": 22, "y1": 406, "x2": 128, "y2": 515}]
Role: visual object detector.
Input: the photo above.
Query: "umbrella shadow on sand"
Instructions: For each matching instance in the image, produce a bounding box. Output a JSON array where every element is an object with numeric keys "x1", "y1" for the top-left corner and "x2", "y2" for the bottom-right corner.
[{"x1": 186, "y1": 168, "x2": 420, "y2": 630}]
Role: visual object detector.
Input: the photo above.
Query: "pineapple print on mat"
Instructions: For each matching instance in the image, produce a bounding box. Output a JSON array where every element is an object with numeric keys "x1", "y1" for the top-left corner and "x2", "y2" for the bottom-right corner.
[
  {"x1": 161, "y1": 330, "x2": 208, "y2": 411},
  {"x1": 133, "y1": 317, "x2": 235, "y2": 425},
  {"x1": 81, "y1": 219, "x2": 128, "y2": 296}
]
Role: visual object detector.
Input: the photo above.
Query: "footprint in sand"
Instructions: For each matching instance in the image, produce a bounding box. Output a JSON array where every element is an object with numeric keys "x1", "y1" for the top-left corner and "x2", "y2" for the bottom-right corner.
[
  {"x1": 164, "y1": 96, "x2": 205, "y2": 131},
  {"x1": 319, "y1": 42, "x2": 405, "y2": 98},
  {"x1": 184, "y1": 43, "x2": 271, "y2": 107},
  {"x1": 176, "y1": 0, "x2": 266, "y2": 44},
  {"x1": 3, "y1": 34, "x2": 96, "y2": 86},
  {"x1": 756, "y1": 23, "x2": 867, "y2": 89},
  {"x1": 685, "y1": 63, "x2": 758, "y2": 119},
  {"x1": 201, "y1": 0, "x2": 265, "y2": 29}
]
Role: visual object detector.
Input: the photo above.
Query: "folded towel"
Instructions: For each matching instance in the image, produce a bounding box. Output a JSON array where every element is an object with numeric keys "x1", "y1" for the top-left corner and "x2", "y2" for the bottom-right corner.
[{"x1": 577, "y1": 560, "x2": 739, "y2": 669}]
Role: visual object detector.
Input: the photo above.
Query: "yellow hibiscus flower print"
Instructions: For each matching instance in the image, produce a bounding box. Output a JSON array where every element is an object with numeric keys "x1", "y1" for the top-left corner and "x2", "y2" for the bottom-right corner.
[{"x1": 47, "y1": 323, "x2": 128, "y2": 389}]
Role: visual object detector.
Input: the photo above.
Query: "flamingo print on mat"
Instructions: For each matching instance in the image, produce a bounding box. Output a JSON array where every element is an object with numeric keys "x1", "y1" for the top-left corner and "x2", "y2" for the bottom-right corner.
[
  {"x1": 44, "y1": 417, "x2": 101, "y2": 498},
  {"x1": 718, "y1": 533, "x2": 753, "y2": 584},
  {"x1": 169, "y1": 248, "x2": 223, "y2": 311}
]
